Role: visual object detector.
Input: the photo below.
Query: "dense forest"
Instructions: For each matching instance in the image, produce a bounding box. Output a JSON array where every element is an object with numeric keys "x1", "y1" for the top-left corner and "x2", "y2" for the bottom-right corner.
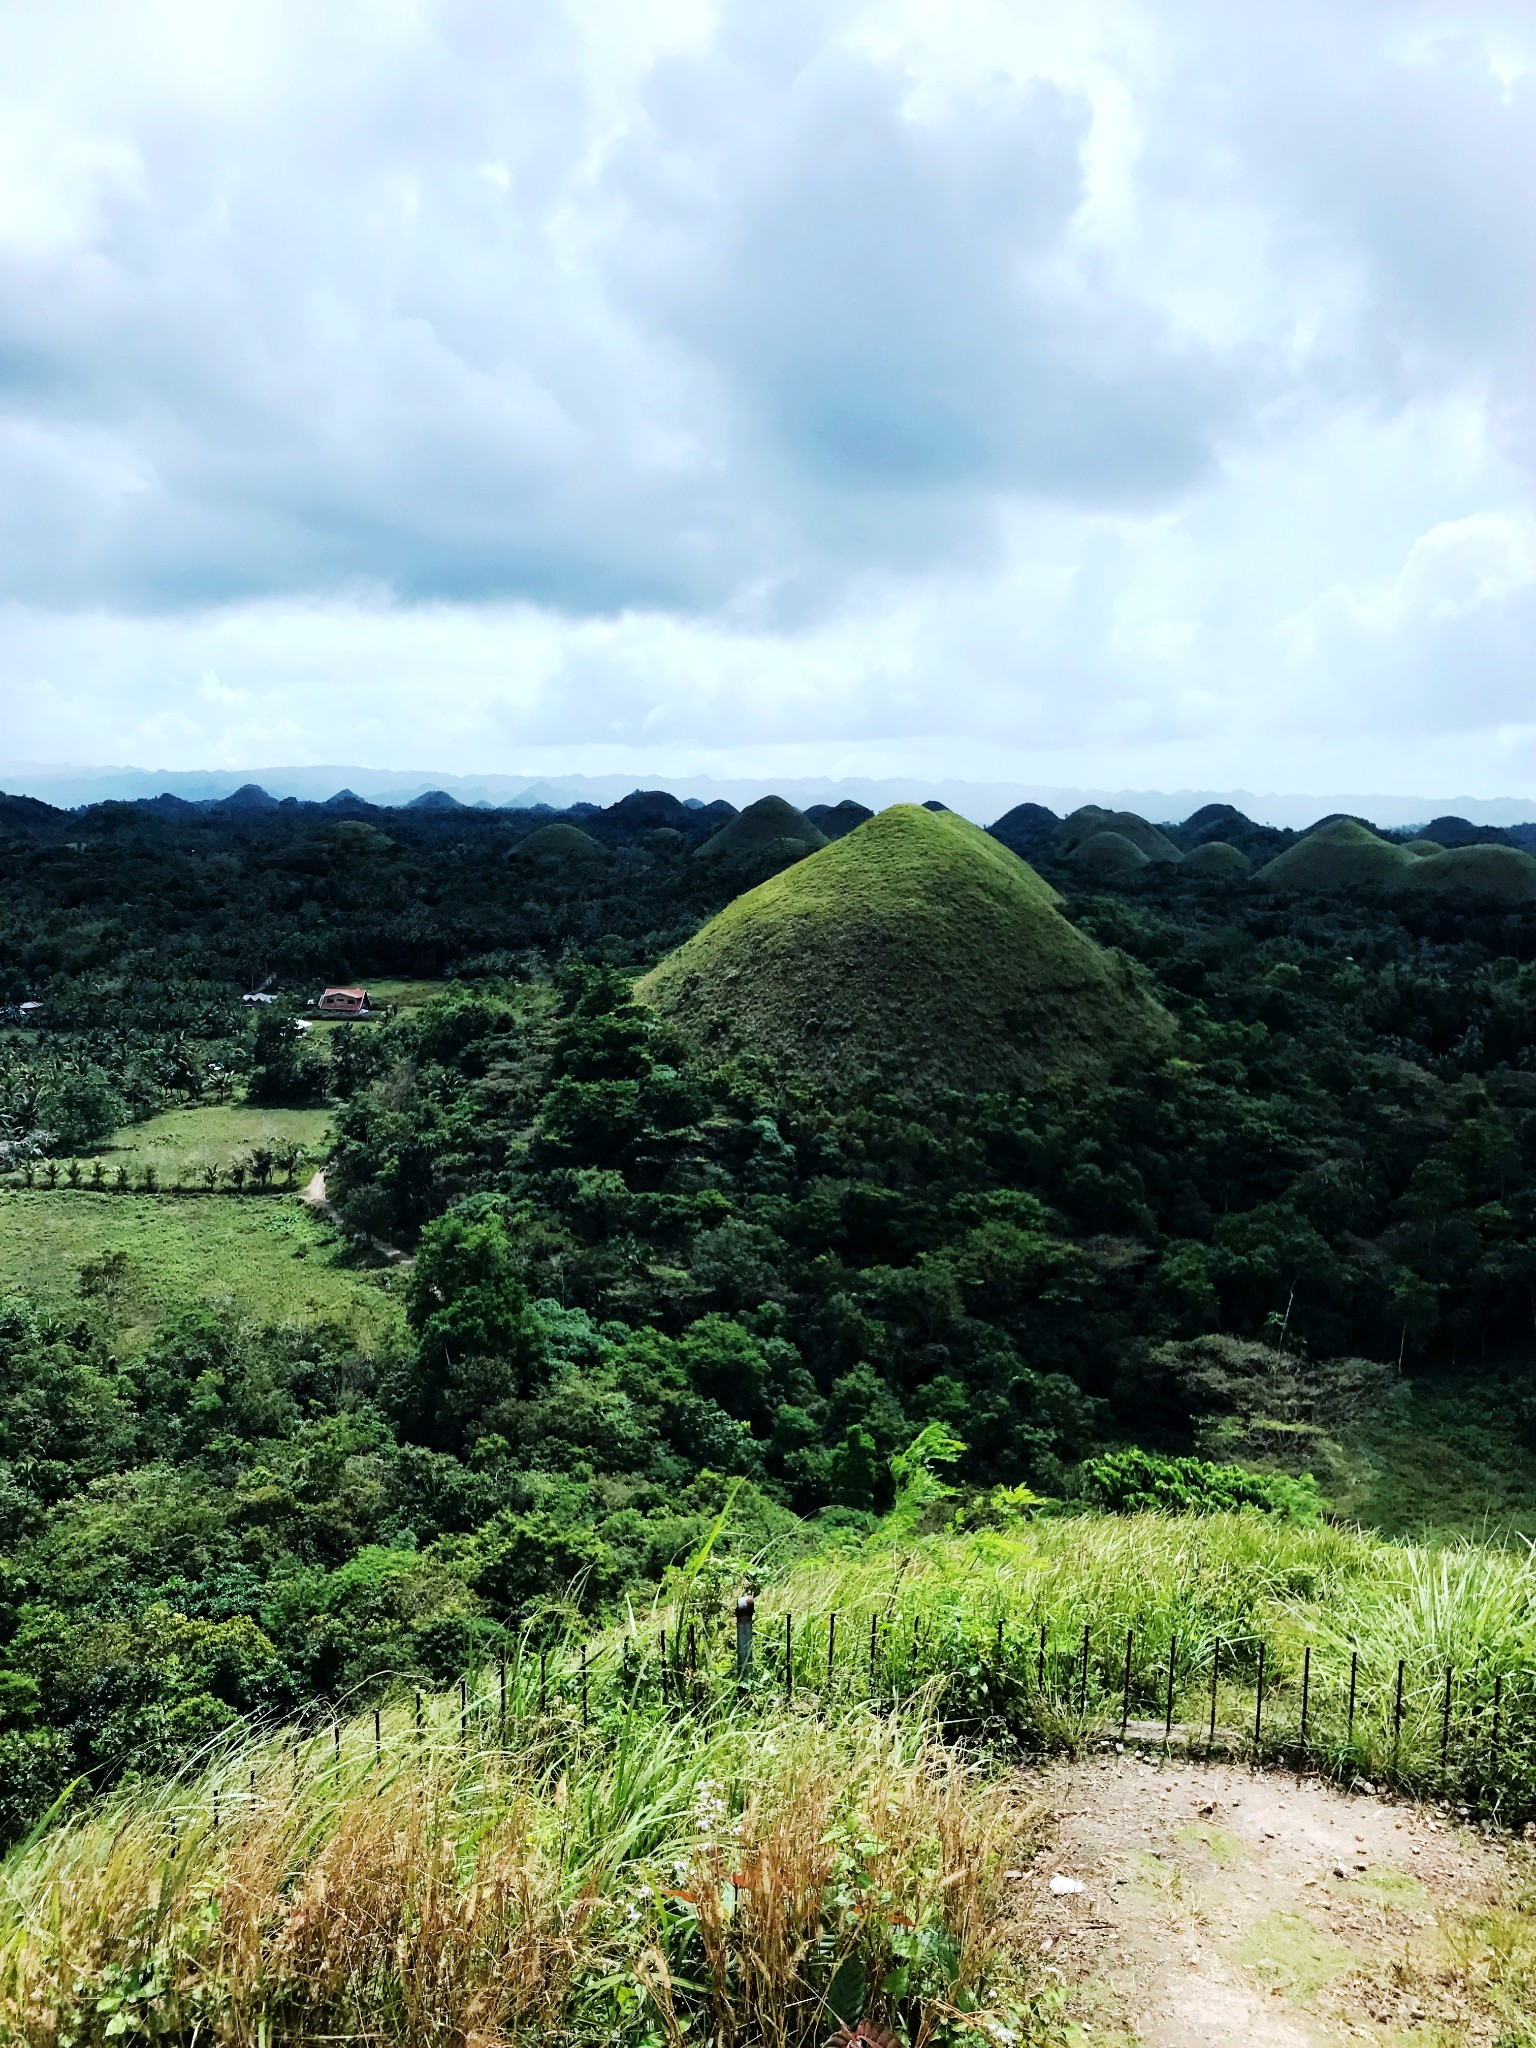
[{"x1": 1, "y1": 780, "x2": 1535, "y2": 1837}]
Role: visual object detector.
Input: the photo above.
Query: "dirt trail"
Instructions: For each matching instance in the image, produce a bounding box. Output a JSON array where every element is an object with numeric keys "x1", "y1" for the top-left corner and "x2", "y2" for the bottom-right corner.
[
  {"x1": 1009, "y1": 1753, "x2": 1520, "y2": 2045},
  {"x1": 301, "y1": 1169, "x2": 410, "y2": 1265}
]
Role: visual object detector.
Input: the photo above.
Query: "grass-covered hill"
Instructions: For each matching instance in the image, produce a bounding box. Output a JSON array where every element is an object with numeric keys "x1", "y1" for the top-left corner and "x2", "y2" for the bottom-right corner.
[
  {"x1": 1058, "y1": 806, "x2": 1184, "y2": 863},
  {"x1": 514, "y1": 821, "x2": 611, "y2": 864},
  {"x1": 1259, "y1": 816, "x2": 1418, "y2": 891},
  {"x1": 638, "y1": 804, "x2": 1173, "y2": 1096},
  {"x1": 1066, "y1": 828, "x2": 1149, "y2": 879},
  {"x1": 1179, "y1": 838, "x2": 1253, "y2": 877},
  {"x1": 806, "y1": 798, "x2": 874, "y2": 839},
  {"x1": 694, "y1": 794, "x2": 827, "y2": 865},
  {"x1": 1389, "y1": 842, "x2": 1536, "y2": 904}
]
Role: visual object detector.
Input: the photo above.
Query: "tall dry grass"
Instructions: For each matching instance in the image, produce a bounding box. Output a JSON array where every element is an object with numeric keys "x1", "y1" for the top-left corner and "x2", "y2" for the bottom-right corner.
[{"x1": 0, "y1": 1680, "x2": 1038, "y2": 2048}]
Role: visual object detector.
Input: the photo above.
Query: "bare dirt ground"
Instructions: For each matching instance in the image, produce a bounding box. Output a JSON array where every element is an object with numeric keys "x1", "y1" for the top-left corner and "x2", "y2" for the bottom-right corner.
[{"x1": 1004, "y1": 1752, "x2": 1532, "y2": 2046}]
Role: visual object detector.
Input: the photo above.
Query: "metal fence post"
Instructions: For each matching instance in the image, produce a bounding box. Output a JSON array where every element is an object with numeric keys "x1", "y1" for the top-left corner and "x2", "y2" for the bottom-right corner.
[
  {"x1": 1299, "y1": 1646, "x2": 1311, "y2": 1755},
  {"x1": 1208, "y1": 1639, "x2": 1221, "y2": 1750},
  {"x1": 1440, "y1": 1666, "x2": 1453, "y2": 1782},
  {"x1": 1120, "y1": 1629, "x2": 1134, "y2": 1737},
  {"x1": 1347, "y1": 1651, "x2": 1358, "y2": 1744},
  {"x1": 1392, "y1": 1659, "x2": 1405, "y2": 1765},
  {"x1": 1164, "y1": 1635, "x2": 1177, "y2": 1741},
  {"x1": 736, "y1": 1593, "x2": 755, "y2": 1682},
  {"x1": 1253, "y1": 1643, "x2": 1265, "y2": 1749},
  {"x1": 1078, "y1": 1624, "x2": 1090, "y2": 1714}
]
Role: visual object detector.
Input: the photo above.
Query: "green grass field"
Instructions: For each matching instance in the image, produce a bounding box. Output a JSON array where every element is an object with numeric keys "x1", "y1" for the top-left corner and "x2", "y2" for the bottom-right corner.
[
  {"x1": 357, "y1": 977, "x2": 448, "y2": 1012},
  {"x1": 1337, "y1": 1372, "x2": 1536, "y2": 1541},
  {"x1": 0, "y1": 1188, "x2": 405, "y2": 1351},
  {"x1": 92, "y1": 1103, "x2": 332, "y2": 1181}
]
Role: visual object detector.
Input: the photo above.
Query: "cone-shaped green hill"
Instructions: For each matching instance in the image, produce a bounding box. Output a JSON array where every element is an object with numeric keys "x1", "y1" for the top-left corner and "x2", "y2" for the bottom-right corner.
[
  {"x1": 1388, "y1": 843, "x2": 1536, "y2": 903},
  {"x1": 1181, "y1": 839, "x2": 1253, "y2": 878},
  {"x1": 516, "y1": 822, "x2": 612, "y2": 863},
  {"x1": 636, "y1": 805, "x2": 1172, "y2": 1096},
  {"x1": 1059, "y1": 807, "x2": 1183, "y2": 863},
  {"x1": 1259, "y1": 818, "x2": 1416, "y2": 891},
  {"x1": 694, "y1": 794, "x2": 827, "y2": 864}
]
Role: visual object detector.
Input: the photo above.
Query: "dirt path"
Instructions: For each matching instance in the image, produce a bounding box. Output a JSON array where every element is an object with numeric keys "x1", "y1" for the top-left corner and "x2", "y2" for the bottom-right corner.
[
  {"x1": 301, "y1": 1169, "x2": 411, "y2": 1265},
  {"x1": 1008, "y1": 1753, "x2": 1523, "y2": 2045}
]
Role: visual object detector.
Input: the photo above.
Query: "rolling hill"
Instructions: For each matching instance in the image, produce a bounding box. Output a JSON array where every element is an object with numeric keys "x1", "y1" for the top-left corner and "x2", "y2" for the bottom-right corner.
[
  {"x1": 1388, "y1": 843, "x2": 1536, "y2": 904},
  {"x1": 694, "y1": 794, "x2": 827, "y2": 866},
  {"x1": 1180, "y1": 839, "x2": 1253, "y2": 878},
  {"x1": 637, "y1": 804, "x2": 1172, "y2": 1096},
  {"x1": 515, "y1": 822, "x2": 612, "y2": 864},
  {"x1": 1067, "y1": 829, "x2": 1150, "y2": 879},
  {"x1": 1258, "y1": 818, "x2": 1417, "y2": 891},
  {"x1": 1057, "y1": 807, "x2": 1184, "y2": 864}
]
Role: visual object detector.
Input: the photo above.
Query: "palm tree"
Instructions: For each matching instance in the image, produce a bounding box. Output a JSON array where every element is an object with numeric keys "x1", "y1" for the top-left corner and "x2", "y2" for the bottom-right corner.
[
  {"x1": 88, "y1": 1159, "x2": 106, "y2": 1191},
  {"x1": 139, "y1": 1163, "x2": 158, "y2": 1194},
  {"x1": 251, "y1": 1147, "x2": 275, "y2": 1190},
  {"x1": 64, "y1": 1160, "x2": 82, "y2": 1188},
  {"x1": 229, "y1": 1161, "x2": 248, "y2": 1194},
  {"x1": 42, "y1": 1160, "x2": 59, "y2": 1189},
  {"x1": 201, "y1": 1162, "x2": 220, "y2": 1192}
]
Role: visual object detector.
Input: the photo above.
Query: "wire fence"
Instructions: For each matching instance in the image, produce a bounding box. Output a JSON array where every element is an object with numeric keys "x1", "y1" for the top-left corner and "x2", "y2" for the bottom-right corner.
[
  {"x1": 348, "y1": 1600, "x2": 1536, "y2": 1819},
  {"x1": 131, "y1": 1595, "x2": 1536, "y2": 1849}
]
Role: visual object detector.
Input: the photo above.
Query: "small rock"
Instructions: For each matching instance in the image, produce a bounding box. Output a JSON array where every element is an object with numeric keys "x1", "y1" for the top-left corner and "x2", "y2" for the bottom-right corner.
[{"x1": 1050, "y1": 1874, "x2": 1086, "y2": 1896}]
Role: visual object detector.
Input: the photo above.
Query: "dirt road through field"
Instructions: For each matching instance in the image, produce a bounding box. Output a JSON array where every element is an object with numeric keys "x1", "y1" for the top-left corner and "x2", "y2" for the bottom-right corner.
[{"x1": 1010, "y1": 1753, "x2": 1523, "y2": 2044}]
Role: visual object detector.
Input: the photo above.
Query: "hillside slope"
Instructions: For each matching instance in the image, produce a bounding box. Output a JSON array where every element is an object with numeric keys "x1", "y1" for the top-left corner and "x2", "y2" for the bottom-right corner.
[{"x1": 637, "y1": 803, "x2": 1172, "y2": 1095}]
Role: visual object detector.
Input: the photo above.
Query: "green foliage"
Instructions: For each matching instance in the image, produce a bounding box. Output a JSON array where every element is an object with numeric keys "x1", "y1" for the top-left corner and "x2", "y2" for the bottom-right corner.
[
  {"x1": 36, "y1": 1068, "x2": 124, "y2": 1153},
  {"x1": 246, "y1": 1009, "x2": 328, "y2": 1106},
  {"x1": 1083, "y1": 1447, "x2": 1323, "y2": 1521},
  {"x1": 402, "y1": 1211, "x2": 546, "y2": 1449}
]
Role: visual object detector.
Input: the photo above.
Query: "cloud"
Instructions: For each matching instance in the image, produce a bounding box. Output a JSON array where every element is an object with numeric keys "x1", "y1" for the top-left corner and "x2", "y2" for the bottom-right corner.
[{"x1": 0, "y1": 0, "x2": 1530, "y2": 788}]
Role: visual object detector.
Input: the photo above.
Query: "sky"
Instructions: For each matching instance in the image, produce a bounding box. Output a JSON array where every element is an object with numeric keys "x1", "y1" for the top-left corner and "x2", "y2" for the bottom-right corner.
[{"x1": 0, "y1": 0, "x2": 1532, "y2": 801}]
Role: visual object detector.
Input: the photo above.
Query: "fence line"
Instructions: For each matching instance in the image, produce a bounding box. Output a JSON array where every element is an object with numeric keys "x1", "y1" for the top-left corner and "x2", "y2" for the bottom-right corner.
[{"x1": 133, "y1": 1597, "x2": 1536, "y2": 1842}]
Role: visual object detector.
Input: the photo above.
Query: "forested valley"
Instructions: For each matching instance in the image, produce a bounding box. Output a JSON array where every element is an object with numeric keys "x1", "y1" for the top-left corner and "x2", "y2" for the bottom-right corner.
[{"x1": 2, "y1": 782, "x2": 1536, "y2": 1841}]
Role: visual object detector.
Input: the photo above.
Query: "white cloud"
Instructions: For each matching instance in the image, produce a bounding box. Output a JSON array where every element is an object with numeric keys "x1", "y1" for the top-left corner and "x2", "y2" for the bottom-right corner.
[{"x1": 0, "y1": 0, "x2": 1530, "y2": 791}]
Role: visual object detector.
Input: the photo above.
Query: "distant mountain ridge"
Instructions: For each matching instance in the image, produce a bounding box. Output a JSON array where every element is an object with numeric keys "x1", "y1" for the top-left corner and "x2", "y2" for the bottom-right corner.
[{"x1": 5, "y1": 761, "x2": 1536, "y2": 831}]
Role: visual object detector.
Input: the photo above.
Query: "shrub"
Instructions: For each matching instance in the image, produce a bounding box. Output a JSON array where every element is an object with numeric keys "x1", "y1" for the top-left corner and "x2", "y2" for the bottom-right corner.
[{"x1": 1082, "y1": 1447, "x2": 1322, "y2": 1521}]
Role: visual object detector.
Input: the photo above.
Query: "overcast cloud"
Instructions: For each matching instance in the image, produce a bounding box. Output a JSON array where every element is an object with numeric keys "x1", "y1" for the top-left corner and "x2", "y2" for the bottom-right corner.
[{"x1": 0, "y1": 0, "x2": 1531, "y2": 796}]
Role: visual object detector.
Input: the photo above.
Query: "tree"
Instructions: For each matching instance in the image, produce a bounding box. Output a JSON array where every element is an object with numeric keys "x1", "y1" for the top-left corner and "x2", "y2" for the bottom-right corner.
[
  {"x1": 37, "y1": 1069, "x2": 124, "y2": 1154},
  {"x1": 401, "y1": 1211, "x2": 547, "y2": 1451}
]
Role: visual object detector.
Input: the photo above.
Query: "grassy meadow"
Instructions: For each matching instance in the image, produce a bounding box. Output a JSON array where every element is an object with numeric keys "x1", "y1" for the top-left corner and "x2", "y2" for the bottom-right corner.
[
  {"x1": 88, "y1": 1101, "x2": 333, "y2": 1182},
  {"x1": 0, "y1": 1187, "x2": 405, "y2": 1352}
]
